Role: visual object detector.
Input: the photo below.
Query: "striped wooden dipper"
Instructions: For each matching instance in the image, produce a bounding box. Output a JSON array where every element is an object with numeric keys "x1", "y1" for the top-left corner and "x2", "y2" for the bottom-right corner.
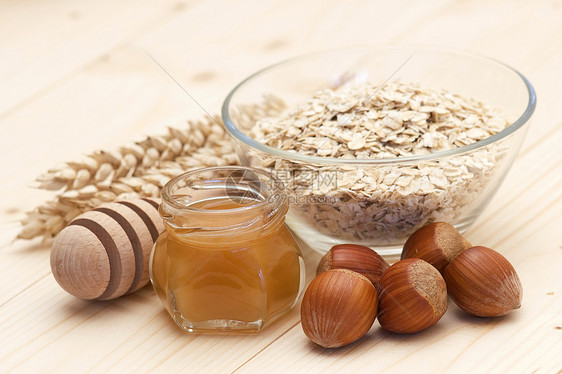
[{"x1": 50, "y1": 198, "x2": 164, "y2": 300}]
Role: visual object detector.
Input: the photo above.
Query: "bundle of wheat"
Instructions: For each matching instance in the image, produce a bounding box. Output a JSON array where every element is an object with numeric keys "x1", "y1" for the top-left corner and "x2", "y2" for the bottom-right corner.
[{"x1": 18, "y1": 116, "x2": 239, "y2": 241}]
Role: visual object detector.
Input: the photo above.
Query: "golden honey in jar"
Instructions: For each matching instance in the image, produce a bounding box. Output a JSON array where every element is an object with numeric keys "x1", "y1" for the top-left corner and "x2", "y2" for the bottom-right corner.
[{"x1": 150, "y1": 166, "x2": 305, "y2": 333}]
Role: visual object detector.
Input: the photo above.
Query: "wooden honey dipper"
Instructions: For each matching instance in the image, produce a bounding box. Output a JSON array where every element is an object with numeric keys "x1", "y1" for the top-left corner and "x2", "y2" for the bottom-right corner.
[{"x1": 50, "y1": 198, "x2": 164, "y2": 300}]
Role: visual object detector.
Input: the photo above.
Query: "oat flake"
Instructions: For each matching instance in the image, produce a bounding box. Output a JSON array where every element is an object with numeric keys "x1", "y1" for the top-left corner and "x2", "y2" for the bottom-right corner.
[{"x1": 241, "y1": 80, "x2": 511, "y2": 243}]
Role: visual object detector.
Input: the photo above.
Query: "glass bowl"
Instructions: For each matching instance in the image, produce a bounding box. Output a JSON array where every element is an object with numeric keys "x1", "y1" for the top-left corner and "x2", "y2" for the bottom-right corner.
[{"x1": 221, "y1": 46, "x2": 536, "y2": 257}]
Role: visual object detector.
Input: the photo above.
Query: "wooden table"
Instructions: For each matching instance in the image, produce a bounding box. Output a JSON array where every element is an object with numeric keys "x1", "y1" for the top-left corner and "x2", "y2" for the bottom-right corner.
[{"x1": 1, "y1": 1, "x2": 561, "y2": 373}]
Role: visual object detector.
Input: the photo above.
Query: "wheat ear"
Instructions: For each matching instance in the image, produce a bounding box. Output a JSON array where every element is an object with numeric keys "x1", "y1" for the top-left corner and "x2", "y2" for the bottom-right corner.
[{"x1": 18, "y1": 116, "x2": 240, "y2": 240}]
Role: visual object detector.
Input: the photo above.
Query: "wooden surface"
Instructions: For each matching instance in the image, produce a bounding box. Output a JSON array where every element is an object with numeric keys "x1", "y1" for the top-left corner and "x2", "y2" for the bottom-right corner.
[{"x1": 1, "y1": 0, "x2": 561, "y2": 373}]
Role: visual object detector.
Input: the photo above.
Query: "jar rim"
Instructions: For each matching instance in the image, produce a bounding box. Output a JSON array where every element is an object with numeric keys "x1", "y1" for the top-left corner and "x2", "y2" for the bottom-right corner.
[{"x1": 161, "y1": 166, "x2": 287, "y2": 214}]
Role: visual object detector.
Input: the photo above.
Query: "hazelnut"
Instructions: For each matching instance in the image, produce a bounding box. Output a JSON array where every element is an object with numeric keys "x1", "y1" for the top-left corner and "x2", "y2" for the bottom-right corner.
[
  {"x1": 377, "y1": 258, "x2": 447, "y2": 334},
  {"x1": 301, "y1": 269, "x2": 378, "y2": 348},
  {"x1": 443, "y1": 246, "x2": 522, "y2": 317},
  {"x1": 401, "y1": 222, "x2": 472, "y2": 273},
  {"x1": 316, "y1": 244, "x2": 389, "y2": 291}
]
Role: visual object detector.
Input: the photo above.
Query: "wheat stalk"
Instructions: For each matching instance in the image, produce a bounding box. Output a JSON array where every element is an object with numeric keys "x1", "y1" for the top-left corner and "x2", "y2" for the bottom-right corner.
[{"x1": 18, "y1": 116, "x2": 240, "y2": 241}]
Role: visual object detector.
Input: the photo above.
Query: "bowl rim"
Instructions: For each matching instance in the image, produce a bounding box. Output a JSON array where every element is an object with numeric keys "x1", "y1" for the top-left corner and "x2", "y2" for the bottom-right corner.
[{"x1": 221, "y1": 45, "x2": 536, "y2": 165}]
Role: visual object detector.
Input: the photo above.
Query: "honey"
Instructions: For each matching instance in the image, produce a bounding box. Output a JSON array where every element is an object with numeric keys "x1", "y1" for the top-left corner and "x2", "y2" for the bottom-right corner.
[{"x1": 150, "y1": 167, "x2": 305, "y2": 333}]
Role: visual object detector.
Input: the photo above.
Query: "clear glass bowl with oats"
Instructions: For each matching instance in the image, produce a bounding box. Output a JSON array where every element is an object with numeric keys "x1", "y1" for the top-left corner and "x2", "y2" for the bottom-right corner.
[{"x1": 222, "y1": 46, "x2": 536, "y2": 256}]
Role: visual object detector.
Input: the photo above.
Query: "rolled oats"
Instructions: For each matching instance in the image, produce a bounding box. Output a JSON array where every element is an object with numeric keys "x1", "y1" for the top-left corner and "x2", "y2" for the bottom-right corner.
[{"x1": 243, "y1": 80, "x2": 511, "y2": 244}]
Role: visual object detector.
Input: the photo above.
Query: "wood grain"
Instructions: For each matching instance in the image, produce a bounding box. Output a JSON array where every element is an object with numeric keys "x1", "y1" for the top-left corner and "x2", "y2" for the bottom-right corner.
[
  {"x1": 50, "y1": 199, "x2": 162, "y2": 300},
  {"x1": 0, "y1": 0, "x2": 199, "y2": 118},
  {"x1": 1, "y1": 0, "x2": 562, "y2": 373}
]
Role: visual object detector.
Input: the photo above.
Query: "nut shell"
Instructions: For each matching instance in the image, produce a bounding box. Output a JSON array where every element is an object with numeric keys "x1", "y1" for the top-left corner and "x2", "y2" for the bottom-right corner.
[
  {"x1": 401, "y1": 222, "x2": 472, "y2": 273},
  {"x1": 378, "y1": 258, "x2": 447, "y2": 334},
  {"x1": 301, "y1": 269, "x2": 378, "y2": 348},
  {"x1": 443, "y1": 246, "x2": 522, "y2": 317},
  {"x1": 317, "y1": 244, "x2": 389, "y2": 291}
]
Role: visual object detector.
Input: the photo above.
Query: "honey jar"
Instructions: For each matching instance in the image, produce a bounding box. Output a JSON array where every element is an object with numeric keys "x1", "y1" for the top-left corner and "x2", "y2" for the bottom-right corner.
[{"x1": 150, "y1": 166, "x2": 305, "y2": 333}]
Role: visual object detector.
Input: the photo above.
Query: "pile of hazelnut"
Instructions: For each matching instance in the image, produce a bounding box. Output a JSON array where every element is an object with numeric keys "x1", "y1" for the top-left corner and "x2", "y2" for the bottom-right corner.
[{"x1": 301, "y1": 222, "x2": 523, "y2": 348}]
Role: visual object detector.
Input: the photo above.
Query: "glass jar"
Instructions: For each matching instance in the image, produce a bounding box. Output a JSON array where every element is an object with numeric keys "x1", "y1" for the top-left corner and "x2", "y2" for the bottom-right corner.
[{"x1": 150, "y1": 166, "x2": 305, "y2": 333}]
